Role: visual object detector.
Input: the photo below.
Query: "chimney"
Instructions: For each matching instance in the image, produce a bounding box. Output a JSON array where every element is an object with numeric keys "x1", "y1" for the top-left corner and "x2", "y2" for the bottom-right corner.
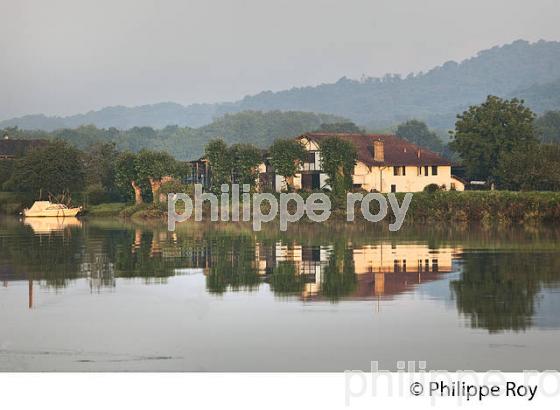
[{"x1": 373, "y1": 140, "x2": 384, "y2": 162}]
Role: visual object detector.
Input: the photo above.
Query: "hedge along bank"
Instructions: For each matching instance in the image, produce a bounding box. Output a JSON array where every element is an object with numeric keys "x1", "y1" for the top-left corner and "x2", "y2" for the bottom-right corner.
[{"x1": 167, "y1": 184, "x2": 413, "y2": 232}]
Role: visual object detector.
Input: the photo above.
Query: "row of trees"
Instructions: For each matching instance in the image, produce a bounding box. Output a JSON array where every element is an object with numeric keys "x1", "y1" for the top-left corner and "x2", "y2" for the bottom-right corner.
[
  {"x1": 202, "y1": 134, "x2": 357, "y2": 202},
  {"x1": 2, "y1": 141, "x2": 187, "y2": 205}
]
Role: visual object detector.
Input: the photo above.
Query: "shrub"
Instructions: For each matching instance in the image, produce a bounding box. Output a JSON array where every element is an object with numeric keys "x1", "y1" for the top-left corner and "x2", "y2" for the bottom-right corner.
[
  {"x1": 85, "y1": 183, "x2": 108, "y2": 205},
  {"x1": 423, "y1": 183, "x2": 441, "y2": 193}
]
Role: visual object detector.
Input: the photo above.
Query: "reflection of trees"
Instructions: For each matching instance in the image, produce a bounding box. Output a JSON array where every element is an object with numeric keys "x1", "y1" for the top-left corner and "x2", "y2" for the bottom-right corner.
[
  {"x1": 451, "y1": 252, "x2": 560, "y2": 332},
  {"x1": 114, "y1": 229, "x2": 179, "y2": 281},
  {"x1": 0, "y1": 223, "x2": 187, "y2": 288},
  {"x1": 320, "y1": 241, "x2": 357, "y2": 302},
  {"x1": 205, "y1": 233, "x2": 260, "y2": 294},
  {"x1": 268, "y1": 262, "x2": 305, "y2": 296},
  {"x1": 0, "y1": 224, "x2": 82, "y2": 288}
]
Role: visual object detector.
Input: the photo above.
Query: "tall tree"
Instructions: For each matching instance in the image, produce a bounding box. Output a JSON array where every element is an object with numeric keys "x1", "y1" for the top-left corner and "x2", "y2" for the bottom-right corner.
[
  {"x1": 229, "y1": 143, "x2": 262, "y2": 187},
  {"x1": 136, "y1": 150, "x2": 178, "y2": 204},
  {"x1": 396, "y1": 119, "x2": 444, "y2": 153},
  {"x1": 204, "y1": 139, "x2": 233, "y2": 190},
  {"x1": 83, "y1": 142, "x2": 119, "y2": 199},
  {"x1": 450, "y1": 96, "x2": 538, "y2": 182},
  {"x1": 3, "y1": 141, "x2": 85, "y2": 198},
  {"x1": 115, "y1": 152, "x2": 143, "y2": 205},
  {"x1": 269, "y1": 138, "x2": 307, "y2": 191}
]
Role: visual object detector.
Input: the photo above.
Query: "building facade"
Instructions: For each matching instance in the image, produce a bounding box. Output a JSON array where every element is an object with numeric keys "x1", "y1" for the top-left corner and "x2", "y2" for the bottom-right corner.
[{"x1": 267, "y1": 132, "x2": 464, "y2": 193}]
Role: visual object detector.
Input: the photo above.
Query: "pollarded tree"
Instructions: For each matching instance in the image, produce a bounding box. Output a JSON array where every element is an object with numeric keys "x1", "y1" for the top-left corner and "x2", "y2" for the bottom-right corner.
[
  {"x1": 136, "y1": 150, "x2": 178, "y2": 204},
  {"x1": 319, "y1": 137, "x2": 357, "y2": 206},
  {"x1": 269, "y1": 138, "x2": 307, "y2": 191},
  {"x1": 450, "y1": 96, "x2": 538, "y2": 182}
]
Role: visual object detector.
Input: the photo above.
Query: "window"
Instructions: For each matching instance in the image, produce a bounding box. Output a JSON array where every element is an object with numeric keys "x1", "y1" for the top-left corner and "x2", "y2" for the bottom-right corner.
[
  {"x1": 391, "y1": 184, "x2": 397, "y2": 193},
  {"x1": 302, "y1": 152, "x2": 316, "y2": 171},
  {"x1": 393, "y1": 166, "x2": 406, "y2": 176},
  {"x1": 424, "y1": 166, "x2": 429, "y2": 176},
  {"x1": 432, "y1": 166, "x2": 438, "y2": 176},
  {"x1": 305, "y1": 152, "x2": 315, "y2": 163},
  {"x1": 417, "y1": 166, "x2": 422, "y2": 176}
]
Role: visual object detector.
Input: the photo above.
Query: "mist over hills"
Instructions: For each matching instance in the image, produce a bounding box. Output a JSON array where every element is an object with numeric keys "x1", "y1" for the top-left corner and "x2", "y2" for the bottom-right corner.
[
  {"x1": 2, "y1": 39, "x2": 560, "y2": 132},
  {"x1": 5, "y1": 111, "x2": 346, "y2": 161}
]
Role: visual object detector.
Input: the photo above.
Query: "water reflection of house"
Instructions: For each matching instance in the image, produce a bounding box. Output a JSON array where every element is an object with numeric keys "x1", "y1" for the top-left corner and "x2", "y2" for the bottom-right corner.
[
  {"x1": 256, "y1": 242, "x2": 331, "y2": 297},
  {"x1": 256, "y1": 241, "x2": 459, "y2": 300},
  {"x1": 351, "y1": 244, "x2": 456, "y2": 299}
]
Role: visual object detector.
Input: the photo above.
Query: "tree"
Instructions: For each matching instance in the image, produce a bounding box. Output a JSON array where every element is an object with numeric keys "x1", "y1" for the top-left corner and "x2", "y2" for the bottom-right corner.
[
  {"x1": 3, "y1": 141, "x2": 85, "y2": 198},
  {"x1": 269, "y1": 138, "x2": 307, "y2": 191},
  {"x1": 115, "y1": 152, "x2": 143, "y2": 205},
  {"x1": 450, "y1": 96, "x2": 538, "y2": 182},
  {"x1": 204, "y1": 139, "x2": 262, "y2": 190},
  {"x1": 319, "y1": 137, "x2": 357, "y2": 205},
  {"x1": 205, "y1": 139, "x2": 233, "y2": 190},
  {"x1": 135, "y1": 150, "x2": 178, "y2": 204},
  {"x1": 496, "y1": 144, "x2": 560, "y2": 191},
  {"x1": 396, "y1": 119, "x2": 444, "y2": 153},
  {"x1": 83, "y1": 142, "x2": 119, "y2": 200},
  {"x1": 535, "y1": 110, "x2": 560, "y2": 144},
  {"x1": 317, "y1": 121, "x2": 363, "y2": 133},
  {"x1": 229, "y1": 143, "x2": 262, "y2": 187}
]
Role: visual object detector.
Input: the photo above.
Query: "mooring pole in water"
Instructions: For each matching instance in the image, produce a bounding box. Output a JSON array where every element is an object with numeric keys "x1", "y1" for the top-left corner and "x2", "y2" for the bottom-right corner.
[{"x1": 28, "y1": 278, "x2": 33, "y2": 309}]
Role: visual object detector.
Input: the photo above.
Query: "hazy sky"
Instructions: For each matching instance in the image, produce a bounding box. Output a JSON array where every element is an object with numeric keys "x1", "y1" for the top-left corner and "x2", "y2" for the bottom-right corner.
[{"x1": 1, "y1": 0, "x2": 559, "y2": 119}]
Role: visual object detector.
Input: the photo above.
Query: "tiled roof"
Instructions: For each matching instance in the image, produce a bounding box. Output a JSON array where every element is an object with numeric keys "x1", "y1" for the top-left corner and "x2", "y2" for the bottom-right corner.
[
  {"x1": 0, "y1": 139, "x2": 48, "y2": 158},
  {"x1": 299, "y1": 132, "x2": 451, "y2": 167}
]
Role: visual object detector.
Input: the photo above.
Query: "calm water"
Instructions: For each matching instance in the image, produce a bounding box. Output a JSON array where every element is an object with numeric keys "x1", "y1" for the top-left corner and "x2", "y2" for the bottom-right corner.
[{"x1": 1, "y1": 216, "x2": 560, "y2": 371}]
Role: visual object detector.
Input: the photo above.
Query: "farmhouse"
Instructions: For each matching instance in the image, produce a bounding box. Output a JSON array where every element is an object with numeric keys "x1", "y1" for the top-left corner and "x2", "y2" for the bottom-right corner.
[{"x1": 265, "y1": 132, "x2": 465, "y2": 193}]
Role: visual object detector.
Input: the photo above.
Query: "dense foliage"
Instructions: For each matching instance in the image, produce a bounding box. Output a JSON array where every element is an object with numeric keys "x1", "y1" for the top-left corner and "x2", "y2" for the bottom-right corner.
[
  {"x1": 268, "y1": 139, "x2": 307, "y2": 191},
  {"x1": 1, "y1": 111, "x2": 345, "y2": 161},
  {"x1": 318, "y1": 137, "x2": 357, "y2": 205},
  {"x1": 450, "y1": 96, "x2": 538, "y2": 182},
  {"x1": 204, "y1": 139, "x2": 263, "y2": 191},
  {"x1": 496, "y1": 144, "x2": 560, "y2": 191},
  {"x1": 535, "y1": 110, "x2": 560, "y2": 143},
  {"x1": 403, "y1": 191, "x2": 560, "y2": 224},
  {"x1": 3, "y1": 141, "x2": 85, "y2": 198},
  {"x1": 395, "y1": 119, "x2": 444, "y2": 153}
]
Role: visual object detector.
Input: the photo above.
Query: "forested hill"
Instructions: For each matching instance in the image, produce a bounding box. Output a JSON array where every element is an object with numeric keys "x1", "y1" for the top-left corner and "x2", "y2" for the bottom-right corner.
[
  {"x1": 2, "y1": 39, "x2": 560, "y2": 131},
  {"x1": 3, "y1": 111, "x2": 346, "y2": 161},
  {"x1": 231, "y1": 39, "x2": 560, "y2": 129}
]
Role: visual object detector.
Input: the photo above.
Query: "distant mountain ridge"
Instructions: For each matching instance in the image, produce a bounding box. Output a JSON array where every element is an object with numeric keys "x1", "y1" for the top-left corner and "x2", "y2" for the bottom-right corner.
[{"x1": 2, "y1": 39, "x2": 560, "y2": 131}]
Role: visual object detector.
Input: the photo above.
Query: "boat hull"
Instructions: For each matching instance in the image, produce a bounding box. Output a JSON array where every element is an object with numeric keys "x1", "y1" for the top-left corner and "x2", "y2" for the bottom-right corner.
[{"x1": 23, "y1": 208, "x2": 82, "y2": 218}]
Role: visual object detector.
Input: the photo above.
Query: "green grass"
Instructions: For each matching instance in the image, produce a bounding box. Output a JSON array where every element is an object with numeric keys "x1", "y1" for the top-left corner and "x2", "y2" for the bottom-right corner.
[{"x1": 86, "y1": 202, "x2": 128, "y2": 217}]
